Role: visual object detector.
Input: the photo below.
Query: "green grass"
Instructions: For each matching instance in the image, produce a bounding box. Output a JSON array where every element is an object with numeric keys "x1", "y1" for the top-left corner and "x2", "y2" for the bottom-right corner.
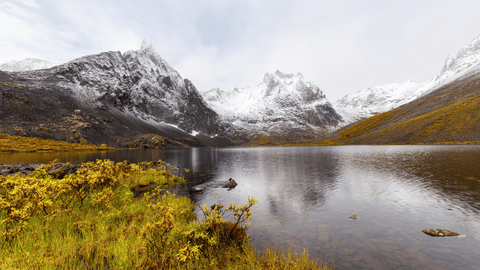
[{"x1": 0, "y1": 159, "x2": 333, "y2": 269}]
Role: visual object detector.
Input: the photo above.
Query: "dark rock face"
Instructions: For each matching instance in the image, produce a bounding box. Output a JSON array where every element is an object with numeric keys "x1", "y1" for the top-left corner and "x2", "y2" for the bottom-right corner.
[
  {"x1": 41, "y1": 41, "x2": 221, "y2": 135},
  {"x1": 302, "y1": 103, "x2": 341, "y2": 127},
  {"x1": 0, "y1": 70, "x2": 14, "y2": 81},
  {"x1": 0, "y1": 41, "x2": 233, "y2": 147}
]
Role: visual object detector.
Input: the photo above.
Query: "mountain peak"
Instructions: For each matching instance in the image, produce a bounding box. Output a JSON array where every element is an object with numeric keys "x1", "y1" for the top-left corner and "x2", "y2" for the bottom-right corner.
[
  {"x1": 273, "y1": 70, "x2": 298, "y2": 79},
  {"x1": 200, "y1": 70, "x2": 340, "y2": 131},
  {"x1": 458, "y1": 34, "x2": 480, "y2": 57},
  {"x1": 436, "y1": 33, "x2": 480, "y2": 82},
  {"x1": 262, "y1": 70, "x2": 304, "y2": 85},
  {"x1": 140, "y1": 39, "x2": 154, "y2": 51},
  {"x1": 274, "y1": 70, "x2": 284, "y2": 77}
]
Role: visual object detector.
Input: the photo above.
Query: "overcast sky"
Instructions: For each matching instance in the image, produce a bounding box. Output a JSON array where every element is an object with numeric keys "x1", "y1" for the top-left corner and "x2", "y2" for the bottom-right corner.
[{"x1": 1, "y1": 0, "x2": 480, "y2": 101}]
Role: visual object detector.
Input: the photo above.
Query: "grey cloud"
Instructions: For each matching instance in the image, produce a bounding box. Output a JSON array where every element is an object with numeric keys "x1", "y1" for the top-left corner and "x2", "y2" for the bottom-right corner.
[{"x1": 2, "y1": 0, "x2": 480, "y2": 102}]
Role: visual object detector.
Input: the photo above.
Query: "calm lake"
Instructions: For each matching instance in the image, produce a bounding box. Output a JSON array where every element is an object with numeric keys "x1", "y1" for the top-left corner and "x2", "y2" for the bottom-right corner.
[{"x1": 2, "y1": 145, "x2": 480, "y2": 269}]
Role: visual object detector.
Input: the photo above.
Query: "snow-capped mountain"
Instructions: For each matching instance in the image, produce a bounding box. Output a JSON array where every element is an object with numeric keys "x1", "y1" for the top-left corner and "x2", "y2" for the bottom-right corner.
[
  {"x1": 16, "y1": 40, "x2": 220, "y2": 136},
  {"x1": 0, "y1": 58, "x2": 58, "y2": 72},
  {"x1": 335, "y1": 34, "x2": 480, "y2": 127},
  {"x1": 334, "y1": 81, "x2": 423, "y2": 125},
  {"x1": 201, "y1": 70, "x2": 342, "y2": 132}
]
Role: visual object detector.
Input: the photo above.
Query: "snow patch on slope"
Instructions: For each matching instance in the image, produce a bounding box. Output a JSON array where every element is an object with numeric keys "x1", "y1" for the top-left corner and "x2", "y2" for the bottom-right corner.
[
  {"x1": 18, "y1": 39, "x2": 220, "y2": 136},
  {"x1": 334, "y1": 34, "x2": 480, "y2": 127},
  {"x1": 200, "y1": 70, "x2": 342, "y2": 131},
  {"x1": 0, "y1": 58, "x2": 58, "y2": 72}
]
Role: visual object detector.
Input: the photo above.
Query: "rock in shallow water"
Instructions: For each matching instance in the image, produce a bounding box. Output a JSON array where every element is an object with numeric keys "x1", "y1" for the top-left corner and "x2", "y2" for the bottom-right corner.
[
  {"x1": 422, "y1": 229, "x2": 460, "y2": 237},
  {"x1": 192, "y1": 178, "x2": 238, "y2": 191},
  {"x1": 222, "y1": 178, "x2": 238, "y2": 189}
]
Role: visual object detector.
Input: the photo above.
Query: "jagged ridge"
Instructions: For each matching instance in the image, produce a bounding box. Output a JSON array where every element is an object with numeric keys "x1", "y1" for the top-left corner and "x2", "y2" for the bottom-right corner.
[
  {"x1": 14, "y1": 40, "x2": 220, "y2": 136},
  {"x1": 201, "y1": 70, "x2": 342, "y2": 133}
]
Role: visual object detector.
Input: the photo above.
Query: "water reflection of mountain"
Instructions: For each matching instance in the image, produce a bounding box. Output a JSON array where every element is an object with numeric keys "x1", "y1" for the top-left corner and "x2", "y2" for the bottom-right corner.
[
  {"x1": 267, "y1": 147, "x2": 340, "y2": 208},
  {"x1": 208, "y1": 147, "x2": 341, "y2": 221},
  {"x1": 159, "y1": 147, "x2": 220, "y2": 197}
]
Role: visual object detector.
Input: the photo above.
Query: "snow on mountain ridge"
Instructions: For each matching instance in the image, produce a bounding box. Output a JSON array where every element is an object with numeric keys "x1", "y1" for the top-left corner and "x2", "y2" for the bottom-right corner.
[
  {"x1": 0, "y1": 58, "x2": 58, "y2": 72},
  {"x1": 18, "y1": 40, "x2": 221, "y2": 135},
  {"x1": 334, "y1": 34, "x2": 480, "y2": 127},
  {"x1": 334, "y1": 80, "x2": 422, "y2": 125},
  {"x1": 200, "y1": 70, "x2": 341, "y2": 132},
  {"x1": 436, "y1": 34, "x2": 480, "y2": 84}
]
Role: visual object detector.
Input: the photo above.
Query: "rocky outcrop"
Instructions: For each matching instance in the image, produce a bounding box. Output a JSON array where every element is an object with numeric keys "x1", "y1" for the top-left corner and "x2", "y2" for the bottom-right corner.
[
  {"x1": 422, "y1": 229, "x2": 460, "y2": 237},
  {"x1": 192, "y1": 178, "x2": 238, "y2": 191},
  {"x1": 221, "y1": 178, "x2": 238, "y2": 188},
  {"x1": 0, "y1": 162, "x2": 80, "y2": 177},
  {"x1": 0, "y1": 160, "x2": 173, "y2": 177}
]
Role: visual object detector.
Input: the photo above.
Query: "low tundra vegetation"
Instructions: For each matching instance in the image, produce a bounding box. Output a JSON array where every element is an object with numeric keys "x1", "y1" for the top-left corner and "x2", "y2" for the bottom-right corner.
[
  {"x1": 0, "y1": 133, "x2": 115, "y2": 152},
  {"x1": 0, "y1": 159, "x2": 331, "y2": 269}
]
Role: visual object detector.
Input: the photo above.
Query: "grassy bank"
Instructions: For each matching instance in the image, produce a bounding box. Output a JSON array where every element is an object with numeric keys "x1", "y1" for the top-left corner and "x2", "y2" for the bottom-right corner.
[
  {"x1": 246, "y1": 139, "x2": 480, "y2": 147},
  {"x1": 271, "y1": 140, "x2": 480, "y2": 147},
  {"x1": 0, "y1": 133, "x2": 115, "y2": 153},
  {"x1": 0, "y1": 159, "x2": 332, "y2": 269}
]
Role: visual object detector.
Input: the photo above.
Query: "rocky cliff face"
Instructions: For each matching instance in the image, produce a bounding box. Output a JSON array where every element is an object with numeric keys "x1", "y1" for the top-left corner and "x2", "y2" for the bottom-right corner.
[
  {"x1": 201, "y1": 70, "x2": 342, "y2": 133},
  {"x1": 14, "y1": 40, "x2": 221, "y2": 136},
  {"x1": 334, "y1": 34, "x2": 480, "y2": 127},
  {"x1": 0, "y1": 41, "x2": 228, "y2": 147}
]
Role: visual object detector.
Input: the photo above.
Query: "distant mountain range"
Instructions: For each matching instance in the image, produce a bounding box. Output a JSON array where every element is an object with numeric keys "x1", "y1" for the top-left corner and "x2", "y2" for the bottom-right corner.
[
  {"x1": 0, "y1": 58, "x2": 58, "y2": 72},
  {"x1": 322, "y1": 70, "x2": 480, "y2": 145},
  {"x1": 200, "y1": 70, "x2": 342, "y2": 134},
  {"x1": 334, "y1": 34, "x2": 480, "y2": 127}
]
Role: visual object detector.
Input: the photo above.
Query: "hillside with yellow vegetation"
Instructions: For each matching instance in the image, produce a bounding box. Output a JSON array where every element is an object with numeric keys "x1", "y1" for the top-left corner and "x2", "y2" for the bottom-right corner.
[
  {"x1": 0, "y1": 133, "x2": 115, "y2": 153},
  {"x1": 280, "y1": 72, "x2": 480, "y2": 146}
]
